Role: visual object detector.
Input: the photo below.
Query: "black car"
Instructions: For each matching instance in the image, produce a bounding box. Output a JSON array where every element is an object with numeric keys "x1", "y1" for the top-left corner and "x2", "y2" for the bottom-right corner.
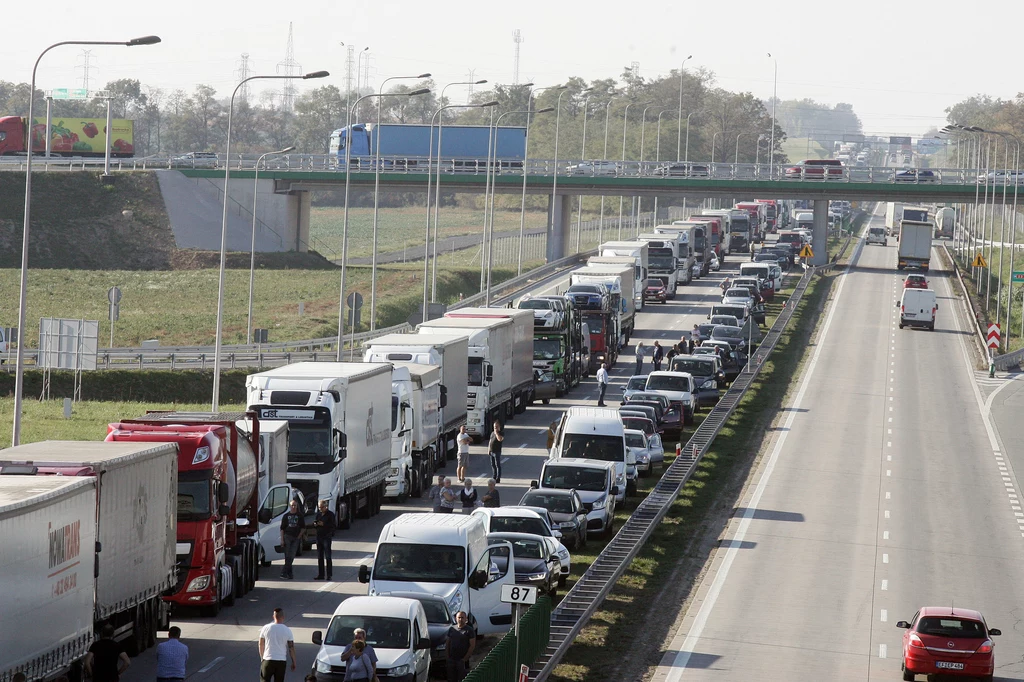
[
  {"x1": 380, "y1": 591, "x2": 455, "y2": 674},
  {"x1": 670, "y1": 355, "x2": 725, "y2": 407},
  {"x1": 519, "y1": 489, "x2": 588, "y2": 549},
  {"x1": 618, "y1": 404, "x2": 661, "y2": 430},
  {"x1": 487, "y1": 533, "x2": 561, "y2": 597}
]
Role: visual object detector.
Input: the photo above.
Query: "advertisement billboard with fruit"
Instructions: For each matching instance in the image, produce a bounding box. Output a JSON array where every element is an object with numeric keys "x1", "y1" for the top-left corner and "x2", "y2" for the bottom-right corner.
[{"x1": 30, "y1": 118, "x2": 134, "y2": 156}]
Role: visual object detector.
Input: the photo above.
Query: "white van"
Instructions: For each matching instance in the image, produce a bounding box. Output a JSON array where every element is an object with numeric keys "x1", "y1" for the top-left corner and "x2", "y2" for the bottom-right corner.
[
  {"x1": 549, "y1": 407, "x2": 629, "y2": 503},
  {"x1": 311, "y1": 596, "x2": 431, "y2": 682},
  {"x1": 739, "y1": 262, "x2": 780, "y2": 292},
  {"x1": 867, "y1": 226, "x2": 887, "y2": 246},
  {"x1": 358, "y1": 513, "x2": 514, "y2": 635},
  {"x1": 898, "y1": 289, "x2": 938, "y2": 330},
  {"x1": 533, "y1": 458, "x2": 619, "y2": 538}
]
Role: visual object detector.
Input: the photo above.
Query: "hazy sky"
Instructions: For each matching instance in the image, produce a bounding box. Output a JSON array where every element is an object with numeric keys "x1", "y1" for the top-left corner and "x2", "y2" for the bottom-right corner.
[{"x1": 2, "y1": 0, "x2": 1018, "y2": 141}]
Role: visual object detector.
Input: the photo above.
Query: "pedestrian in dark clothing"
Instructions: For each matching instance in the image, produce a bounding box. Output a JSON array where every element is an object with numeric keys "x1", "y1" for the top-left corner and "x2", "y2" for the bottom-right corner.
[
  {"x1": 313, "y1": 498, "x2": 336, "y2": 581},
  {"x1": 279, "y1": 498, "x2": 305, "y2": 579},
  {"x1": 428, "y1": 474, "x2": 446, "y2": 513},
  {"x1": 445, "y1": 611, "x2": 476, "y2": 682},
  {"x1": 666, "y1": 344, "x2": 678, "y2": 363},
  {"x1": 439, "y1": 478, "x2": 457, "y2": 513},
  {"x1": 482, "y1": 479, "x2": 501, "y2": 507},
  {"x1": 652, "y1": 341, "x2": 664, "y2": 371},
  {"x1": 460, "y1": 479, "x2": 478, "y2": 511},
  {"x1": 84, "y1": 624, "x2": 130, "y2": 682},
  {"x1": 489, "y1": 422, "x2": 504, "y2": 483}
]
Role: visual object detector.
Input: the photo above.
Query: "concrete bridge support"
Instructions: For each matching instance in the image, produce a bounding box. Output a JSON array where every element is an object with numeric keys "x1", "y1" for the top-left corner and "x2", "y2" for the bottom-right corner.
[
  {"x1": 812, "y1": 198, "x2": 829, "y2": 266},
  {"x1": 546, "y1": 194, "x2": 574, "y2": 262}
]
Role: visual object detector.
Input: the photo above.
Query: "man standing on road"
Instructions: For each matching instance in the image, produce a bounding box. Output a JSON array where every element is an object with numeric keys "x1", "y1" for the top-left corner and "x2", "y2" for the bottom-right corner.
[
  {"x1": 634, "y1": 342, "x2": 645, "y2": 375},
  {"x1": 488, "y1": 422, "x2": 505, "y2": 483},
  {"x1": 596, "y1": 363, "x2": 609, "y2": 406},
  {"x1": 259, "y1": 608, "x2": 296, "y2": 682},
  {"x1": 313, "y1": 498, "x2": 336, "y2": 581},
  {"x1": 456, "y1": 425, "x2": 472, "y2": 482},
  {"x1": 84, "y1": 624, "x2": 130, "y2": 682},
  {"x1": 279, "y1": 498, "x2": 305, "y2": 580},
  {"x1": 156, "y1": 626, "x2": 188, "y2": 682},
  {"x1": 428, "y1": 474, "x2": 446, "y2": 513},
  {"x1": 652, "y1": 341, "x2": 664, "y2": 371},
  {"x1": 749, "y1": 240, "x2": 756, "y2": 261},
  {"x1": 445, "y1": 611, "x2": 476, "y2": 682}
]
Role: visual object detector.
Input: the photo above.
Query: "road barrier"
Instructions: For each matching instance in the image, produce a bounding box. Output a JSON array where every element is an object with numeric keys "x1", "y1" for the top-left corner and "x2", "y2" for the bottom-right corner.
[{"x1": 464, "y1": 597, "x2": 551, "y2": 682}]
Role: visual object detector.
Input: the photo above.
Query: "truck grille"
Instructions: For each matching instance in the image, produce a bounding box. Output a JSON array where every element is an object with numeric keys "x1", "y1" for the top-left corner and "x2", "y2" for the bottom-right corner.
[
  {"x1": 467, "y1": 391, "x2": 477, "y2": 408},
  {"x1": 289, "y1": 480, "x2": 320, "y2": 515},
  {"x1": 172, "y1": 546, "x2": 195, "y2": 594}
]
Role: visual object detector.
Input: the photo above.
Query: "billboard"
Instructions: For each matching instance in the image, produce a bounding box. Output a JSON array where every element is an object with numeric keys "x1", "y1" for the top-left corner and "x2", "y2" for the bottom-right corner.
[{"x1": 30, "y1": 118, "x2": 134, "y2": 155}]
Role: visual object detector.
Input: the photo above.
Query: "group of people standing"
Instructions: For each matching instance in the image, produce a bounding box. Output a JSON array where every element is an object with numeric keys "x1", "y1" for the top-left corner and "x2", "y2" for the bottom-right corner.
[{"x1": 635, "y1": 333, "x2": 701, "y2": 375}]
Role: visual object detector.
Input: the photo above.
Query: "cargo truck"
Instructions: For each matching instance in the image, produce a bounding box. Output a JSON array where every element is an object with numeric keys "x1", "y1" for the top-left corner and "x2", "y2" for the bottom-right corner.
[
  {"x1": 574, "y1": 264, "x2": 633, "y2": 346},
  {"x1": 565, "y1": 279, "x2": 618, "y2": 371},
  {"x1": 587, "y1": 257, "x2": 638, "y2": 325},
  {"x1": 897, "y1": 220, "x2": 933, "y2": 270},
  {"x1": 935, "y1": 207, "x2": 955, "y2": 238},
  {"x1": 0, "y1": 441, "x2": 177, "y2": 661},
  {"x1": 362, "y1": 332, "x2": 469, "y2": 480},
  {"x1": 0, "y1": 115, "x2": 135, "y2": 156},
  {"x1": 635, "y1": 235, "x2": 679, "y2": 295},
  {"x1": 734, "y1": 202, "x2": 767, "y2": 242},
  {"x1": 106, "y1": 412, "x2": 276, "y2": 617},
  {"x1": 691, "y1": 215, "x2": 730, "y2": 258},
  {"x1": 597, "y1": 241, "x2": 650, "y2": 310},
  {"x1": 654, "y1": 224, "x2": 697, "y2": 283},
  {"x1": 885, "y1": 202, "x2": 904, "y2": 236},
  {"x1": 755, "y1": 199, "x2": 779, "y2": 232},
  {"x1": 386, "y1": 364, "x2": 441, "y2": 500},
  {"x1": 671, "y1": 222, "x2": 711, "y2": 275},
  {"x1": 330, "y1": 123, "x2": 526, "y2": 171},
  {"x1": 246, "y1": 362, "x2": 394, "y2": 532}
]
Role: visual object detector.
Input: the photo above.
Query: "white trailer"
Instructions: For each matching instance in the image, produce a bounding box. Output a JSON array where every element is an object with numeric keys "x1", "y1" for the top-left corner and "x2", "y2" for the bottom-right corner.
[
  {"x1": 572, "y1": 265, "x2": 634, "y2": 345},
  {"x1": 636, "y1": 234, "x2": 680, "y2": 295},
  {"x1": 654, "y1": 224, "x2": 697, "y2": 283},
  {"x1": 386, "y1": 363, "x2": 441, "y2": 500},
  {"x1": 246, "y1": 362, "x2": 394, "y2": 530},
  {"x1": 0, "y1": 476, "x2": 97, "y2": 682},
  {"x1": 885, "y1": 202, "x2": 904, "y2": 236},
  {"x1": 598, "y1": 241, "x2": 649, "y2": 310},
  {"x1": 897, "y1": 220, "x2": 933, "y2": 271}
]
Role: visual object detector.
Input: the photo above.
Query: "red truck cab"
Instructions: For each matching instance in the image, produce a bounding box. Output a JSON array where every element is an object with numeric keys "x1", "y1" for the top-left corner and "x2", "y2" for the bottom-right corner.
[
  {"x1": 107, "y1": 413, "x2": 263, "y2": 616},
  {"x1": 755, "y1": 199, "x2": 779, "y2": 233},
  {"x1": 0, "y1": 116, "x2": 38, "y2": 155}
]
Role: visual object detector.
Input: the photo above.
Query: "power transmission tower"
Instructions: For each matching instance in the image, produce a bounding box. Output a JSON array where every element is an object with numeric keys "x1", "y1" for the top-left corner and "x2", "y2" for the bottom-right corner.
[
  {"x1": 630, "y1": 61, "x2": 641, "y2": 80},
  {"x1": 466, "y1": 69, "x2": 477, "y2": 103},
  {"x1": 345, "y1": 45, "x2": 355, "y2": 96},
  {"x1": 512, "y1": 29, "x2": 523, "y2": 85},
  {"x1": 76, "y1": 50, "x2": 94, "y2": 91},
  {"x1": 276, "y1": 22, "x2": 302, "y2": 111},
  {"x1": 362, "y1": 53, "x2": 373, "y2": 92},
  {"x1": 236, "y1": 53, "x2": 252, "y2": 104}
]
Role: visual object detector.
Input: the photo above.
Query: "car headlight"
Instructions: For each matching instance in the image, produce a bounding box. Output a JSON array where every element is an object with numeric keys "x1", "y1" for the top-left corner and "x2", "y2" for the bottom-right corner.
[
  {"x1": 316, "y1": 659, "x2": 332, "y2": 673},
  {"x1": 391, "y1": 664, "x2": 412, "y2": 676},
  {"x1": 637, "y1": 452, "x2": 650, "y2": 462},
  {"x1": 389, "y1": 467, "x2": 399, "y2": 476},
  {"x1": 592, "y1": 495, "x2": 607, "y2": 509},
  {"x1": 559, "y1": 521, "x2": 577, "y2": 529},
  {"x1": 528, "y1": 572, "x2": 549, "y2": 581},
  {"x1": 557, "y1": 548, "x2": 569, "y2": 560},
  {"x1": 447, "y1": 590, "x2": 464, "y2": 614},
  {"x1": 186, "y1": 575, "x2": 211, "y2": 592},
  {"x1": 702, "y1": 379, "x2": 715, "y2": 390},
  {"x1": 615, "y1": 473, "x2": 625, "y2": 486}
]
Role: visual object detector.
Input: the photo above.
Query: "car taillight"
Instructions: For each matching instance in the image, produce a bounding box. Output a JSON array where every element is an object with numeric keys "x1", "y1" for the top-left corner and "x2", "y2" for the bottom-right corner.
[
  {"x1": 908, "y1": 634, "x2": 926, "y2": 649},
  {"x1": 977, "y1": 639, "x2": 994, "y2": 654},
  {"x1": 901, "y1": 305, "x2": 905, "y2": 313}
]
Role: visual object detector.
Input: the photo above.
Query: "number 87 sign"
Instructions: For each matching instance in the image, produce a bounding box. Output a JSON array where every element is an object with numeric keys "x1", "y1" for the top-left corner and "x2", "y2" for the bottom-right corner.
[{"x1": 501, "y1": 584, "x2": 538, "y2": 605}]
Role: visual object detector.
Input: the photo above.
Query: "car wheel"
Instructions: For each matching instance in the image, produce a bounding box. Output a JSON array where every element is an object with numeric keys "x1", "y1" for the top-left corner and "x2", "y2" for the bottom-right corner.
[
  {"x1": 898, "y1": 323, "x2": 904, "y2": 329},
  {"x1": 558, "y1": 574, "x2": 567, "y2": 588},
  {"x1": 542, "y1": 398, "x2": 550, "y2": 404},
  {"x1": 901, "y1": 662, "x2": 914, "y2": 681},
  {"x1": 578, "y1": 528, "x2": 588, "y2": 549}
]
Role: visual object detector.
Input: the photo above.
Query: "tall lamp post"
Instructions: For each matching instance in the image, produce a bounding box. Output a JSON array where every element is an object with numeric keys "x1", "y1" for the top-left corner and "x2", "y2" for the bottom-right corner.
[
  {"x1": 598, "y1": 95, "x2": 619, "y2": 242},
  {"x1": 369, "y1": 72, "x2": 430, "y2": 330},
  {"x1": 711, "y1": 131, "x2": 722, "y2": 163},
  {"x1": 767, "y1": 53, "x2": 778, "y2": 176},
  {"x1": 684, "y1": 111, "x2": 695, "y2": 163},
  {"x1": 247, "y1": 145, "x2": 295, "y2": 344},
  {"x1": 213, "y1": 69, "x2": 329, "y2": 411},
  {"x1": 335, "y1": 87, "x2": 429, "y2": 363},
  {"x1": 619, "y1": 101, "x2": 651, "y2": 237},
  {"x1": 634, "y1": 104, "x2": 655, "y2": 231},
  {"x1": 575, "y1": 94, "x2": 592, "y2": 253},
  {"x1": 735, "y1": 132, "x2": 745, "y2": 164},
  {"x1": 13, "y1": 34, "x2": 161, "y2": 446},
  {"x1": 653, "y1": 109, "x2": 677, "y2": 220},
  {"x1": 676, "y1": 55, "x2": 693, "y2": 162},
  {"x1": 550, "y1": 86, "x2": 571, "y2": 263}
]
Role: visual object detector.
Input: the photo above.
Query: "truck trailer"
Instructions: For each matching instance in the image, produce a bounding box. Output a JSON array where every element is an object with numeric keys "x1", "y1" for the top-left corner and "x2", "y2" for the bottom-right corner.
[
  {"x1": 330, "y1": 123, "x2": 527, "y2": 171},
  {"x1": 897, "y1": 220, "x2": 933, "y2": 270},
  {"x1": 885, "y1": 202, "x2": 904, "y2": 236},
  {"x1": 0, "y1": 115, "x2": 135, "y2": 157}
]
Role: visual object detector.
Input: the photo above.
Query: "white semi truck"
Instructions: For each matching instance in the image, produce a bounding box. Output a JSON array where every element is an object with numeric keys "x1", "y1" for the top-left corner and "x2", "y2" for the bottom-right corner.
[
  {"x1": 637, "y1": 232, "x2": 683, "y2": 292},
  {"x1": 598, "y1": 241, "x2": 649, "y2": 310},
  {"x1": 385, "y1": 364, "x2": 441, "y2": 500},
  {"x1": 246, "y1": 362, "x2": 393, "y2": 530},
  {"x1": 885, "y1": 202, "x2": 904, "y2": 236},
  {"x1": 572, "y1": 265, "x2": 634, "y2": 345},
  {"x1": 654, "y1": 224, "x2": 698, "y2": 282}
]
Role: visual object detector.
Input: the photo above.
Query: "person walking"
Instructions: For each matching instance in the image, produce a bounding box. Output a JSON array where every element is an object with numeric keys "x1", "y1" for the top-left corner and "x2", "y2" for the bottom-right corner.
[
  {"x1": 488, "y1": 422, "x2": 504, "y2": 483},
  {"x1": 84, "y1": 624, "x2": 130, "y2": 682},
  {"x1": 156, "y1": 626, "x2": 188, "y2": 682},
  {"x1": 652, "y1": 341, "x2": 664, "y2": 371},
  {"x1": 428, "y1": 474, "x2": 446, "y2": 513},
  {"x1": 456, "y1": 425, "x2": 471, "y2": 482},
  {"x1": 439, "y1": 478, "x2": 457, "y2": 513},
  {"x1": 279, "y1": 498, "x2": 305, "y2": 580},
  {"x1": 340, "y1": 628, "x2": 377, "y2": 682},
  {"x1": 459, "y1": 478, "x2": 478, "y2": 512},
  {"x1": 445, "y1": 611, "x2": 476, "y2": 682},
  {"x1": 258, "y1": 608, "x2": 296, "y2": 682},
  {"x1": 313, "y1": 498, "x2": 336, "y2": 581},
  {"x1": 481, "y1": 478, "x2": 501, "y2": 507},
  {"x1": 749, "y1": 240, "x2": 756, "y2": 261},
  {"x1": 634, "y1": 342, "x2": 645, "y2": 375},
  {"x1": 596, "y1": 363, "x2": 609, "y2": 406}
]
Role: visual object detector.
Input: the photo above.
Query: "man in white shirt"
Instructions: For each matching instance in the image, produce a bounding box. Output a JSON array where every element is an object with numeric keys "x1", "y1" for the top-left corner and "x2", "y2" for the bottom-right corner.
[
  {"x1": 596, "y1": 363, "x2": 609, "y2": 406},
  {"x1": 259, "y1": 607, "x2": 296, "y2": 682},
  {"x1": 456, "y1": 425, "x2": 472, "y2": 482}
]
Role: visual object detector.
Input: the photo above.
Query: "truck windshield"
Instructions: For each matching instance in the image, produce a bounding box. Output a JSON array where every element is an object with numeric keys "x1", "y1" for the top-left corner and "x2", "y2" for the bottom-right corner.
[
  {"x1": 534, "y1": 338, "x2": 561, "y2": 360},
  {"x1": 177, "y1": 471, "x2": 212, "y2": 521},
  {"x1": 731, "y1": 219, "x2": 750, "y2": 233},
  {"x1": 468, "y1": 357, "x2": 484, "y2": 386},
  {"x1": 582, "y1": 314, "x2": 604, "y2": 334},
  {"x1": 289, "y1": 426, "x2": 333, "y2": 462},
  {"x1": 649, "y1": 253, "x2": 675, "y2": 270},
  {"x1": 561, "y1": 434, "x2": 624, "y2": 463},
  {"x1": 541, "y1": 465, "x2": 607, "y2": 492},
  {"x1": 325, "y1": 615, "x2": 410, "y2": 649},
  {"x1": 374, "y1": 543, "x2": 465, "y2": 583}
]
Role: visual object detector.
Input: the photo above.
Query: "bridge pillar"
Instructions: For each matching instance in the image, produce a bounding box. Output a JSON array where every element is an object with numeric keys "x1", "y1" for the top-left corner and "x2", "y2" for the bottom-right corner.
[
  {"x1": 812, "y1": 199, "x2": 829, "y2": 266},
  {"x1": 293, "y1": 190, "x2": 311, "y2": 252},
  {"x1": 546, "y1": 194, "x2": 573, "y2": 262}
]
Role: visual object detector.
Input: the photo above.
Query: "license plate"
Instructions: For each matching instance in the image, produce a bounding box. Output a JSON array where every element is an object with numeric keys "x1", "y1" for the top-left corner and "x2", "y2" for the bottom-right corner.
[{"x1": 935, "y1": 662, "x2": 964, "y2": 670}]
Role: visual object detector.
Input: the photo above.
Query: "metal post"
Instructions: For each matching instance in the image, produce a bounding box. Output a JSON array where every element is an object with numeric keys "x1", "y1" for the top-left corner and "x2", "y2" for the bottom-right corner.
[
  {"x1": 676, "y1": 55, "x2": 691, "y2": 162},
  {"x1": 767, "y1": 53, "x2": 777, "y2": 176},
  {"x1": 619, "y1": 101, "x2": 636, "y2": 238},
  {"x1": 735, "y1": 133, "x2": 743, "y2": 165},
  {"x1": 249, "y1": 146, "x2": 293, "y2": 344},
  {"x1": 599, "y1": 98, "x2": 614, "y2": 242},
  {"x1": 44, "y1": 96, "x2": 52, "y2": 158},
  {"x1": 551, "y1": 88, "x2": 567, "y2": 261},
  {"x1": 103, "y1": 96, "x2": 113, "y2": 176},
  {"x1": 997, "y1": 137, "x2": 1010, "y2": 326},
  {"x1": 575, "y1": 96, "x2": 591, "y2": 253},
  {"x1": 481, "y1": 106, "x2": 496, "y2": 293},
  {"x1": 518, "y1": 89, "x2": 535, "y2": 275},
  {"x1": 684, "y1": 112, "x2": 694, "y2": 163}
]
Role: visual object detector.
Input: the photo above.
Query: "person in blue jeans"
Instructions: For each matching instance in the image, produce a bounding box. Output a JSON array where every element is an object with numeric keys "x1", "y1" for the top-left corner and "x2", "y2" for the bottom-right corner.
[{"x1": 488, "y1": 421, "x2": 504, "y2": 483}]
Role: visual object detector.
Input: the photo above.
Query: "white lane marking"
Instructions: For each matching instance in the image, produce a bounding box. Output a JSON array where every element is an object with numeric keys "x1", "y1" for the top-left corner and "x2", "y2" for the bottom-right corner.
[
  {"x1": 501, "y1": 457, "x2": 510, "y2": 463},
  {"x1": 887, "y1": 455, "x2": 892, "y2": 461},
  {"x1": 881, "y1": 609, "x2": 888, "y2": 622},
  {"x1": 199, "y1": 657, "x2": 225, "y2": 673},
  {"x1": 887, "y1": 442, "x2": 891, "y2": 448},
  {"x1": 316, "y1": 581, "x2": 334, "y2": 593},
  {"x1": 886, "y1": 470, "x2": 891, "y2": 477},
  {"x1": 883, "y1": 553, "x2": 889, "y2": 564},
  {"x1": 653, "y1": 228, "x2": 863, "y2": 678},
  {"x1": 517, "y1": 444, "x2": 527, "y2": 452},
  {"x1": 879, "y1": 644, "x2": 887, "y2": 659},
  {"x1": 887, "y1": 429, "x2": 892, "y2": 434},
  {"x1": 881, "y1": 579, "x2": 888, "y2": 590},
  {"x1": 888, "y1": 417, "x2": 892, "y2": 422},
  {"x1": 885, "y1": 510, "x2": 890, "y2": 519},
  {"x1": 885, "y1": 491, "x2": 891, "y2": 499},
  {"x1": 883, "y1": 531, "x2": 890, "y2": 540}
]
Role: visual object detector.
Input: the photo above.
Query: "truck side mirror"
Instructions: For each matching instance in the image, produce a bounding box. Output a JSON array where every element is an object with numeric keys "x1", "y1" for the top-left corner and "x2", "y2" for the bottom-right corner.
[
  {"x1": 530, "y1": 480, "x2": 539, "y2": 489},
  {"x1": 358, "y1": 564, "x2": 370, "y2": 584},
  {"x1": 485, "y1": 364, "x2": 494, "y2": 382},
  {"x1": 218, "y1": 504, "x2": 230, "y2": 518},
  {"x1": 440, "y1": 385, "x2": 448, "y2": 408},
  {"x1": 469, "y1": 568, "x2": 488, "y2": 590},
  {"x1": 610, "y1": 485, "x2": 620, "y2": 496},
  {"x1": 336, "y1": 430, "x2": 348, "y2": 461},
  {"x1": 312, "y1": 630, "x2": 323, "y2": 645},
  {"x1": 218, "y1": 481, "x2": 230, "y2": 504}
]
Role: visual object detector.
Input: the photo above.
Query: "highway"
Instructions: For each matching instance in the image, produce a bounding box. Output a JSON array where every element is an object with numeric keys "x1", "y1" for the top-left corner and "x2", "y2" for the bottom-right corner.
[
  {"x1": 650, "y1": 212, "x2": 1024, "y2": 680},
  {"x1": 121, "y1": 246, "x2": 739, "y2": 681}
]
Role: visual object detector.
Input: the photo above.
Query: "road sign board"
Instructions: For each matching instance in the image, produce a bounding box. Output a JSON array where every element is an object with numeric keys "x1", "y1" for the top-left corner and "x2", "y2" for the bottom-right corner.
[
  {"x1": 798, "y1": 244, "x2": 814, "y2": 259},
  {"x1": 108, "y1": 286, "x2": 122, "y2": 304},
  {"x1": 988, "y1": 323, "x2": 1001, "y2": 349},
  {"x1": 519, "y1": 664, "x2": 530, "y2": 682},
  {"x1": 973, "y1": 253, "x2": 988, "y2": 268},
  {"x1": 500, "y1": 584, "x2": 538, "y2": 605},
  {"x1": 347, "y1": 292, "x2": 363, "y2": 309},
  {"x1": 50, "y1": 88, "x2": 89, "y2": 100},
  {"x1": 1013, "y1": 272, "x2": 1024, "y2": 282}
]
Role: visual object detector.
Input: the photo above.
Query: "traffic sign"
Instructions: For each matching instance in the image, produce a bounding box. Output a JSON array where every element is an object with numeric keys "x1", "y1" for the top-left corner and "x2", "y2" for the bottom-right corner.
[
  {"x1": 347, "y1": 292, "x2": 363, "y2": 309},
  {"x1": 50, "y1": 88, "x2": 89, "y2": 100},
  {"x1": 519, "y1": 664, "x2": 530, "y2": 682},
  {"x1": 1013, "y1": 271, "x2": 1024, "y2": 282},
  {"x1": 798, "y1": 244, "x2": 814, "y2": 259},
  {"x1": 987, "y1": 323, "x2": 1001, "y2": 350},
  {"x1": 108, "y1": 286, "x2": 122, "y2": 304},
  {"x1": 500, "y1": 584, "x2": 538, "y2": 605},
  {"x1": 973, "y1": 253, "x2": 988, "y2": 268}
]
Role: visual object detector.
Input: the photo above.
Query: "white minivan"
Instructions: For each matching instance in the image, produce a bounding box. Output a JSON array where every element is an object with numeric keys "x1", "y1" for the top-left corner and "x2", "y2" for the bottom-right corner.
[
  {"x1": 311, "y1": 596, "x2": 431, "y2": 682},
  {"x1": 898, "y1": 289, "x2": 938, "y2": 330},
  {"x1": 549, "y1": 407, "x2": 629, "y2": 503},
  {"x1": 867, "y1": 226, "x2": 887, "y2": 246},
  {"x1": 358, "y1": 513, "x2": 514, "y2": 635},
  {"x1": 739, "y1": 262, "x2": 780, "y2": 293}
]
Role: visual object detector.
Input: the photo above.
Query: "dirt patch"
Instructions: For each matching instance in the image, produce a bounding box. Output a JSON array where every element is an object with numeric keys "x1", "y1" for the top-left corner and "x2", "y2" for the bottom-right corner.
[{"x1": 170, "y1": 249, "x2": 339, "y2": 270}]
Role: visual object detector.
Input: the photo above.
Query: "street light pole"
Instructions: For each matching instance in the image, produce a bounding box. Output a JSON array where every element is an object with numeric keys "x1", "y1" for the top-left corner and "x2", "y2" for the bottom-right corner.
[
  {"x1": 619, "y1": 101, "x2": 650, "y2": 237},
  {"x1": 214, "y1": 70, "x2": 328, "y2": 411},
  {"x1": 654, "y1": 109, "x2": 677, "y2": 221},
  {"x1": 550, "y1": 87, "x2": 570, "y2": 262},
  {"x1": 676, "y1": 55, "x2": 692, "y2": 162},
  {"x1": 599, "y1": 96, "x2": 617, "y2": 242},
  {"x1": 684, "y1": 111, "x2": 695, "y2": 163},
  {"x1": 735, "y1": 132, "x2": 744, "y2": 165},
  {"x1": 767, "y1": 53, "x2": 778, "y2": 176},
  {"x1": 369, "y1": 72, "x2": 430, "y2": 330},
  {"x1": 248, "y1": 145, "x2": 295, "y2": 344},
  {"x1": 712, "y1": 131, "x2": 722, "y2": 164},
  {"x1": 13, "y1": 34, "x2": 161, "y2": 446},
  {"x1": 634, "y1": 104, "x2": 654, "y2": 231},
  {"x1": 575, "y1": 95, "x2": 592, "y2": 253}
]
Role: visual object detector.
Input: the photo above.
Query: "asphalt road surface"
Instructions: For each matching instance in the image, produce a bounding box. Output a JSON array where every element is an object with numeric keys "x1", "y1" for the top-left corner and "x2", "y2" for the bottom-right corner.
[
  {"x1": 650, "y1": 212, "x2": 1024, "y2": 680},
  {"x1": 123, "y1": 245, "x2": 741, "y2": 681}
]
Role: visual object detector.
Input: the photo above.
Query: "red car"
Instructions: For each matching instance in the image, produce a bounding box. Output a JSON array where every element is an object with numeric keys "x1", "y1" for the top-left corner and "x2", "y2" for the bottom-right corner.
[
  {"x1": 784, "y1": 158, "x2": 844, "y2": 180},
  {"x1": 897, "y1": 606, "x2": 1000, "y2": 681},
  {"x1": 643, "y1": 278, "x2": 668, "y2": 303},
  {"x1": 904, "y1": 274, "x2": 928, "y2": 289}
]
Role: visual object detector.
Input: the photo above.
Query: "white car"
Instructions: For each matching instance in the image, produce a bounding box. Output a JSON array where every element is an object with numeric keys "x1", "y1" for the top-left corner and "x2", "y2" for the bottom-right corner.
[
  {"x1": 567, "y1": 161, "x2": 618, "y2": 176},
  {"x1": 709, "y1": 253, "x2": 721, "y2": 271},
  {"x1": 644, "y1": 371, "x2": 697, "y2": 425},
  {"x1": 624, "y1": 428, "x2": 656, "y2": 477},
  {"x1": 721, "y1": 287, "x2": 755, "y2": 308}
]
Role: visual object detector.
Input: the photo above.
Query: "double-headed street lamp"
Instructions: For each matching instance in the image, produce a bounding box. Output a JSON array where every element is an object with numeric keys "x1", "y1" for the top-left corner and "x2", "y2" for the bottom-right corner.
[
  {"x1": 677, "y1": 55, "x2": 693, "y2": 162},
  {"x1": 653, "y1": 109, "x2": 678, "y2": 220},
  {"x1": 767, "y1": 53, "x2": 778, "y2": 176},
  {"x1": 550, "y1": 86, "x2": 573, "y2": 261},
  {"x1": 12, "y1": 34, "x2": 161, "y2": 445},
  {"x1": 620, "y1": 101, "x2": 651, "y2": 237},
  {"x1": 213, "y1": 69, "x2": 329, "y2": 411},
  {"x1": 247, "y1": 145, "x2": 295, "y2": 344},
  {"x1": 684, "y1": 111, "x2": 695, "y2": 163}
]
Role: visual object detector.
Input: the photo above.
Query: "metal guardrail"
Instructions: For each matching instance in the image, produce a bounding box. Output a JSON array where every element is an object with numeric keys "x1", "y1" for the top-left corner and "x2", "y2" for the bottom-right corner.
[
  {"x1": 941, "y1": 240, "x2": 990, "y2": 362},
  {"x1": 529, "y1": 259, "x2": 835, "y2": 681}
]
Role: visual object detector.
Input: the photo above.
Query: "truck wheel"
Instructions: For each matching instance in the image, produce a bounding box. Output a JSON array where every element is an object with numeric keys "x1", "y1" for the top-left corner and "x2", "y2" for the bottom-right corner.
[
  {"x1": 147, "y1": 600, "x2": 159, "y2": 648},
  {"x1": 235, "y1": 554, "x2": 247, "y2": 598},
  {"x1": 543, "y1": 398, "x2": 551, "y2": 404},
  {"x1": 338, "y1": 498, "x2": 353, "y2": 531},
  {"x1": 126, "y1": 605, "x2": 147, "y2": 656},
  {"x1": 203, "y1": 569, "x2": 222, "y2": 617},
  {"x1": 224, "y1": 561, "x2": 237, "y2": 606}
]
